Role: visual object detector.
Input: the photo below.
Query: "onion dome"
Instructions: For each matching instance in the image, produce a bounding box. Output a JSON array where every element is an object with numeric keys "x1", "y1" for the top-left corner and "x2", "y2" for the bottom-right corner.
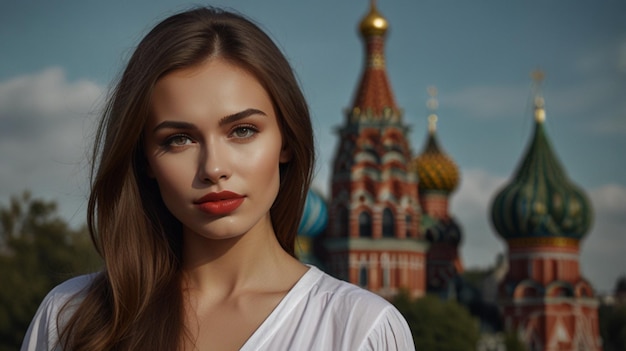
[
  {"x1": 411, "y1": 88, "x2": 460, "y2": 193},
  {"x1": 491, "y1": 73, "x2": 593, "y2": 241},
  {"x1": 359, "y1": 0, "x2": 389, "y2": 37},
  {"x1": 297, "y1": 189, "x2": 328, "y2": 237}
]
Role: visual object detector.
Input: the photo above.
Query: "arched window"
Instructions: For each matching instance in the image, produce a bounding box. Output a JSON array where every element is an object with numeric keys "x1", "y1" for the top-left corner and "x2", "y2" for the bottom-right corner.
[
  {"x1": 382, "y1": 208, "x2": 395, "y2": 238},
  {"x1": 359, "y1": 211, "x2": 372, "y2": 237},
  {"x1": 405, "y1": 214, "x2": 412, "y2": 237}
]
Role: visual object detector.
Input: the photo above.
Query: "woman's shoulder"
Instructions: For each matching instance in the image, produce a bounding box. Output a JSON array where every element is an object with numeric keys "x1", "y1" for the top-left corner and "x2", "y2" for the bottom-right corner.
[
  {"x1": 38, "y1": 274, "x2": 96, "y2": 315},
  {"x1": 46, "y1": 274, "x2": 96, "y2": 301},
  {"x1": 302, "y1": 266, "x2": 406, "y2": 326},
  {"x1": 306, "y1": 266, "x2": 393, "y2": 310},
  {"x1": 33, "y1": 273, "x2": 96, "y2": 319},
  {"x1": 21, "y1": 273, "x2": 98, "y2": 351},
  {"x1": 294, "y1": 266, "x2": 415, "y2": 350}
]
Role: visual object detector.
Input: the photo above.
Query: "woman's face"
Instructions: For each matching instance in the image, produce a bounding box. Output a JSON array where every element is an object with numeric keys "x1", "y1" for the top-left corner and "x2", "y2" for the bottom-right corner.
[{"x1": 144, "y1": 58, "x2": 290, "y2": 242}]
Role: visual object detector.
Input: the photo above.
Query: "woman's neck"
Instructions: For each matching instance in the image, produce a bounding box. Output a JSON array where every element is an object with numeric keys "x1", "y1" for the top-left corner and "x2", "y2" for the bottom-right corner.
[
  {"x1": 178, "y1": 217, "x2": 308, "y2": 351},
  {"x1": 180, "y1": 217, "x2": 305, "y2": 300}
]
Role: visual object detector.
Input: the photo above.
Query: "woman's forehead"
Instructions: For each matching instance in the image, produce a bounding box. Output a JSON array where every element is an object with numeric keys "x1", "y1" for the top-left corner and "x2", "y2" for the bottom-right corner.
[{"x1": 147, "y1": 59, "x2": 277, "y2": 127}]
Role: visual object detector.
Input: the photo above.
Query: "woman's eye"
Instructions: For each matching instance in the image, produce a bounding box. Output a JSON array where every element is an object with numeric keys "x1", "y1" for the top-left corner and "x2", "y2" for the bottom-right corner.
[
  {"x1": 166, "y1": 135, "x2": 193, "y2": 147},
  {"x1": 232, "y1": 126, "x2": 257, "y2": 139}
]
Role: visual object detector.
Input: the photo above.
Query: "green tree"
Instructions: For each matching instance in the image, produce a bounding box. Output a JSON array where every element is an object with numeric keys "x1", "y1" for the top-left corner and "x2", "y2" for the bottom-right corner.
[
  {"x1": 503, "y1": 331, "x2": 527, "y2": 351},
  {"x1": 0, "y1": 192, "x2": 101, "y2": 351},
  {"x1": 393, "y1": 291, "x2": 481, "y2": 351},
  {"x1": 600, "y1": 304, "x2": 626, "y2": 351},
  {"x1": 599, "y1": 276, "x2": 626, "y2": 351}
]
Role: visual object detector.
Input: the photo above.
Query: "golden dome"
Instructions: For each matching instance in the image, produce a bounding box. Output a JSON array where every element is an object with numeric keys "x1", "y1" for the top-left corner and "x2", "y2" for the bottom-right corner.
[
  {"x1": 411, "y1": 89, "x2": 460, "y2": 193},
  {"x1": 359, "y1": 1, "x2": 388, "y2": 36},
  {"x1": 412, "y1": 132, "x2": 460, "y2": 194}
]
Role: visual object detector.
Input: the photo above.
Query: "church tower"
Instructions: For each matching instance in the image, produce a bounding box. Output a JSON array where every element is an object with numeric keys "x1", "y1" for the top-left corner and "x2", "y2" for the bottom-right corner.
[
  {"x1": 410, "y1": 88, "x2": 463, "y2": 296},
  {"x1": 325, "y1": 1, "x2": 427, "y2": 299},
  {"x1": 490, "y1": 72, "x2": 601, "y2": 350}
]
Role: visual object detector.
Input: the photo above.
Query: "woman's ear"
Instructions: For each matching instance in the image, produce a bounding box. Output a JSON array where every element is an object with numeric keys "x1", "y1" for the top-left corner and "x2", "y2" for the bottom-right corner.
[{"x1": 279, "y1": 143, "x2": 292, "y2": 163}]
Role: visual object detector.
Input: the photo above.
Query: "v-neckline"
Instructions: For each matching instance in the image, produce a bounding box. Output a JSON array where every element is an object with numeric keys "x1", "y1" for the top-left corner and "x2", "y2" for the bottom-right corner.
[{"x1": 238, "y1": 265, "x2": 322, "y2": 350}]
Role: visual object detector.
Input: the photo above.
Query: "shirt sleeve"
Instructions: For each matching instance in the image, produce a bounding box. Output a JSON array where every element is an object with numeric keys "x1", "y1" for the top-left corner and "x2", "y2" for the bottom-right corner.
[
  {"x1": 359, "y1": 305, "x2": 415, "y2": 351},
  {"x1": 21, "y1": 275, "x2": 92, "y2": 351},
  {"x1": 21, "y1": 290, "x2": 61, "y2": 351}
]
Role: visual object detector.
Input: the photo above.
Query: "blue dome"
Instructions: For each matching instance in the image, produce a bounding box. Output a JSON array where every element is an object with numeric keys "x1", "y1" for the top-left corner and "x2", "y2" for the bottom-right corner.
[{"x1": 298, "y1": 189, "x2": 328, "y2": 237}]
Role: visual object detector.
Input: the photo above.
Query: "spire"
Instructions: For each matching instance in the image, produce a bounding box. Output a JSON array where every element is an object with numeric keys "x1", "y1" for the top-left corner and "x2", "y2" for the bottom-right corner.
[
  {"x1": 532, "y1": 69, "x2": 546, "y2": 123},
  {"x1": 427, "y1": 86, "x2": 439, "y2": 134},
  {"x1": 411, "y1": 86, "x2": 460, "y2": 194},
  {"x1": 350, "y1": 1, "x2": 398, "y2": 120}
]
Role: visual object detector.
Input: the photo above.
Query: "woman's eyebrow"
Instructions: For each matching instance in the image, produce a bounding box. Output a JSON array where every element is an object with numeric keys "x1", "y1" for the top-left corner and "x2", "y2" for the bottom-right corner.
[
  {"x1": 152, "y1": 109, "x2": 267, "y2": 133},
  {"x1": 219, "y1": 108, "x2": 266, "y2": 126},
  {"x1": 152, "y1": 121, "x2": 197, "y2": 133}
]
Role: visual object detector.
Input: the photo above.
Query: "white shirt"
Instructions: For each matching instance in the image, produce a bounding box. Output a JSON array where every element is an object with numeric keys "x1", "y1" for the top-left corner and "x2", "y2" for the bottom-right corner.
[{"x1": 22, "y1": 266, "x2": 415, "y2": 350}]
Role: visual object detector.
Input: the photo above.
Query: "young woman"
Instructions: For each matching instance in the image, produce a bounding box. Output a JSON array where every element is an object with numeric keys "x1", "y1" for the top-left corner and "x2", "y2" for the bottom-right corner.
[{"x1": 22, "y1": 7, "x2": 414, "y2": 351}]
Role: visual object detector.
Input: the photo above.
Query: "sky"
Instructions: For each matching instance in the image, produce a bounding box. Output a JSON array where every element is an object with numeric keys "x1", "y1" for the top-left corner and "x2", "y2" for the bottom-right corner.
[{"x1": 1, "y1": 0, "x2": 624, "y2": 293}]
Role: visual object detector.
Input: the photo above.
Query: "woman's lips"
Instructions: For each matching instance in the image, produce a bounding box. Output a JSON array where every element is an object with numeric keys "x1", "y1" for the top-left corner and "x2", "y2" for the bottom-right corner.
[{"x1": 195, "y1": 191, "x2": 244, "y2": 215}]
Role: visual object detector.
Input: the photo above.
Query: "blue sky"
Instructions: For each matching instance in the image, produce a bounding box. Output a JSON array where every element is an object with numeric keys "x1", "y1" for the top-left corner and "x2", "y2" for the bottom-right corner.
[{"x1": 1, "y1": 0, "x2": 624, "y2": 293}]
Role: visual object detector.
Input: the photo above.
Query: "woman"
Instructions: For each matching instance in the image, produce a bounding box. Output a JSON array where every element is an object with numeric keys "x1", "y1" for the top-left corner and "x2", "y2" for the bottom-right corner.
[{"x1": 22, "y1": 7, "x2": 414, "y2": 351}]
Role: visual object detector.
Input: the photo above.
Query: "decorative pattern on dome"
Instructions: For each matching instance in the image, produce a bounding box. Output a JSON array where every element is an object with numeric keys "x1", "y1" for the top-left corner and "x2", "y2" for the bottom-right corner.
[
  {"x1": 411, "y1": 88, "x2": 460, "y2": 193},
  {"x1": 491, "y1": 76, "x2": 592, "y2": 241},
  {"x1": 298, "y1": 189, "x2": 328, "y2": 237},
  {"x1": 507, "y1": 237, "x2": 580, "y2": 249}
]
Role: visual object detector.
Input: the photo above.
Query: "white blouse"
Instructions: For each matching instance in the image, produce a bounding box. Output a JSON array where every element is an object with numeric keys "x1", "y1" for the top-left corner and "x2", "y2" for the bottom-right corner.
[{"x1": 22, "y1": 266, "x2": 415, "y2": 350}]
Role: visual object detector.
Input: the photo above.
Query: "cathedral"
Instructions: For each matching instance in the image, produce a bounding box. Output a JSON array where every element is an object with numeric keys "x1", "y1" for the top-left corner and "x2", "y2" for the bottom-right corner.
[{"x1": 296, "y1": 2, "x2": 601, "y2": 350}]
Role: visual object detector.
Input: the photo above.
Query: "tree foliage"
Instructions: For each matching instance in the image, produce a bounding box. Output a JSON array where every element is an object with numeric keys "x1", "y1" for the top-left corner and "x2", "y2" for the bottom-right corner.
[
  {"x1": 0, "y1": 192, "x2": 101, "y2": 351},
  {"x1": 392, "y1": 291, "x2": 481, "y2": 351},
  {"x1": 599, "y1": 302, "x2": 626, "y2": 351},
  {"x1": 503, "y1": 332, "x2": 527, "y2": 351}
]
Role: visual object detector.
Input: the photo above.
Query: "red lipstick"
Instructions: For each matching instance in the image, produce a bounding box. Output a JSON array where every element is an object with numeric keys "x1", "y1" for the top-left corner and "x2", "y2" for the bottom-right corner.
[{"x1": 194, "y1": 191, "x2": 244, "y2": 215}]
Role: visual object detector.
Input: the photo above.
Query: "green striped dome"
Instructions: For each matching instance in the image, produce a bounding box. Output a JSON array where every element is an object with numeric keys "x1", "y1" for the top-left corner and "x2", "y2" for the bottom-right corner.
[{"x1": 491, "y1": 103, "x2": 592, "y2": 241}]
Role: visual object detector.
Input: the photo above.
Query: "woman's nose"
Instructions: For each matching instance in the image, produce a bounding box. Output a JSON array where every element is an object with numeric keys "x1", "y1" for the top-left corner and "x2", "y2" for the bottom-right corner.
[{"x1": 197, "y1": 141, "x2": 232, "y2": 184}]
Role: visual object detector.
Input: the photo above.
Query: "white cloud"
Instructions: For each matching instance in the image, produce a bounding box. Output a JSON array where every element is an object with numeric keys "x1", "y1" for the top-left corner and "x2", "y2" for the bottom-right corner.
[
  {"x1": 451, "y1": 168, "x2": 626, "y2": 294},
  {"x1": 0, "y1": 67, "x2": 101, "y2": 137},
  {"x1": 451, "y1": 168, "x2": 508, "y2": 269},
  {"x1": 589, "y1": 183, "x2": 626, "y2": 214},
  {"x1": 0, "y1": 68, "x2": 104, "y2": 225},
  {"x1": 581, "y1": 184, "x2": 626, "y2": 293}
]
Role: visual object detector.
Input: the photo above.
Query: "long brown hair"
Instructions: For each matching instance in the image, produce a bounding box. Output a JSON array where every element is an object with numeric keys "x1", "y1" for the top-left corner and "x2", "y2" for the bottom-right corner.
[{"x1": 59, "y1": 7, "x2": 314, "y2": 350}]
